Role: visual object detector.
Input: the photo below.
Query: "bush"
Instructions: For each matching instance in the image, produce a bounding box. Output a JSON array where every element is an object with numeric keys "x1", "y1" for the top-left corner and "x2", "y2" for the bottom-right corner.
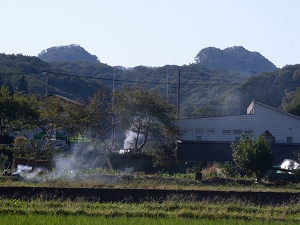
[{"x1": 231, "y1": 134, "x2": 273, "y2": 181}]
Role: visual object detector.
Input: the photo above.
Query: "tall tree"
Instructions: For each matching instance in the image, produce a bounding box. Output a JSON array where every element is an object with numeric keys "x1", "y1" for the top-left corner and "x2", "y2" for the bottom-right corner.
[
  {"x1": 0, "y1": 86, "x2": 39, "y2": 143},
  {"x1": 17, "y1": 75, "x2": 28, "y2": 94},
  {"x1": 87, "y1": 88, "x2": 113, "y2": 142},
  {"x1": 38, "y1": 96, "x2": 65, "y2": 139},
  {"x1": 59, "y1": 99, "x2": 90, "y2": 143},
  {"x1": 114, "y1": 85, "x2": 179, "y2": 150},
  {"x1": 38, "y1": 95, "x2": 91, "y2": 143}
]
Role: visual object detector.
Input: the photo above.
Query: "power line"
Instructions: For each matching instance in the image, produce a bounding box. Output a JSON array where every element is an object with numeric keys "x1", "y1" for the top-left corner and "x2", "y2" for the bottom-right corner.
[{"x1": 0, "y1": 71, "x2": 299, "y2": 87}]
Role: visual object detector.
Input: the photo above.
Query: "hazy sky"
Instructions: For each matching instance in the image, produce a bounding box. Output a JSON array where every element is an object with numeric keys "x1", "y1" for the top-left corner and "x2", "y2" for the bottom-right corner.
[{"x1": 1, "y1": 0, "x2": 299, "y2": 68}]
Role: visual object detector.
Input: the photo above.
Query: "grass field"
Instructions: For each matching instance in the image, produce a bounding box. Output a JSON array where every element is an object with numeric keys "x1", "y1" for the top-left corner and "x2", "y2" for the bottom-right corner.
[
  {"x1": 1, "y1": 167, "x2": 300, "y2": 224},
  {"x1": 1, "y1": 214, "x2": 299, "y2": 225},
  {"x1": 1, "y1": 196, "x2": 300, "y2": 223}
]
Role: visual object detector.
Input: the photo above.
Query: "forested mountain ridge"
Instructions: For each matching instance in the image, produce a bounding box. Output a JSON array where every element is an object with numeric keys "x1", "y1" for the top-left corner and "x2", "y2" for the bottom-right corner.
[
  {"x1": 0, "y1": 53, "x2": 247, "y2": 117},
  {"x1": 0, "y1": 53, "x2": 106, "y2": 100},
  {"x1": 0, "y1": 45, "x2": 299, "y2": 118},
  {"x1": 38, "y1": 44, "x2": 99, "y2": 63},
  {"x1": 194, "y1": 46, "x2": 277, "y2": 75}
]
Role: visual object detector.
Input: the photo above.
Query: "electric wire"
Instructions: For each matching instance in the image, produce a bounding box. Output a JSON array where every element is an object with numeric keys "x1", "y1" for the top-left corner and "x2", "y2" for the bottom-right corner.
[{"x1": 0, "y1": 71, "x2": 298, "y2": 87}]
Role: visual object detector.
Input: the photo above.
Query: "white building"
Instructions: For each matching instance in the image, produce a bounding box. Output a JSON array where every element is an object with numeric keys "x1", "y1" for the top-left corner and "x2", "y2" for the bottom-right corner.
[
  {"x1": 175, "y1": 100, "x2": 300, "y2": 163},
  {"x1": 176, "y1": 100, "x2": 300, "y2": 144}
]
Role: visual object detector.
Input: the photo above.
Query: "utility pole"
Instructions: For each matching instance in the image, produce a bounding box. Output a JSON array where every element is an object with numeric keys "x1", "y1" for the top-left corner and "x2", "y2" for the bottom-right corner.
[{"x1": 177, "y1": 71, "x2": 180, "y2": 119}]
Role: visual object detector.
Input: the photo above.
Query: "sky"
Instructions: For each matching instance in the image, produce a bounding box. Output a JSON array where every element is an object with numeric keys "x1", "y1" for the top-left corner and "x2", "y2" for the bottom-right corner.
[{"x1": 1, "y1": 0, "x2": 299, "y2": 68}]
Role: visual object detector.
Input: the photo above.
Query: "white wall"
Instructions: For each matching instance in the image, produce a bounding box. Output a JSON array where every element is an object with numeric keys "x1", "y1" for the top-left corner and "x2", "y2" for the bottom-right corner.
[{"x1": 175, "y1": 101, "x2": 300, "y2": 143}]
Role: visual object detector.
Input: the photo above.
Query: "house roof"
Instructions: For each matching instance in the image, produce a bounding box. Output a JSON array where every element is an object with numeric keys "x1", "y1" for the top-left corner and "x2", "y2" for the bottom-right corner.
[
  {"x1": 176, "y1": 100, "x2": 300, "y2": 121},
  {"x1": 251, "y1": 100, "x2": 300, "y2": 120}
]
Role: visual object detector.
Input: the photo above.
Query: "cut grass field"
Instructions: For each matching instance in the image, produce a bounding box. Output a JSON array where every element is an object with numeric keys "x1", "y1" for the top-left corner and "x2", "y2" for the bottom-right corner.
[{"x1": 1, "y1": 171, "x2": 300, "y2": 224}]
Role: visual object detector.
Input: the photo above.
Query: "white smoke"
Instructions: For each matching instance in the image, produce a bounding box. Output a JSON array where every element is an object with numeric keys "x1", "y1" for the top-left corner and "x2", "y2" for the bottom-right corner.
[
  {"x1": 14, "y1": 165, "x2": 32, "y2": 174},
  {"x1": 124, "y1": 130, "x2": 137, "y2": 149},
  {"x1": 13, "y1": 165, "x2": 46, "y2": 182},
  {"x1": 12, "y1": 142, "x2": 109, "y2": 182}
]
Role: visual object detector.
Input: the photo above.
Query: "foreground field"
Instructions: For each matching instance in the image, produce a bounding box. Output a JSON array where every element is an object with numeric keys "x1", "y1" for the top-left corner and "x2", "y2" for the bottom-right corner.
[
  {"x1": 1, "y1": 173, "x2": 300, "y2": 223},
  {"x1": 1, "y1": 215, "x2": 299, "y2": 225},
  {"x1": 1, "y1": 197, "x2": 300, "y2": 224}
]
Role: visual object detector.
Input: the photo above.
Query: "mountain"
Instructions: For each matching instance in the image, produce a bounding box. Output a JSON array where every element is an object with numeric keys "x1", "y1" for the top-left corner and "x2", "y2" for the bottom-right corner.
[
  {"x1": 194, "y1": 46, "x2": 277, "y2": 75},
  {"x1": 38, "y1": 44, "x2": 99, "y2": 63},
  {"x1": 0, "y1": 53, "x2": 247, "y2": 117},
  {"x1": 2, "y1": 45, "x2": 298, "y2": 119},
  {"x1": 0, "y1": 53, "x2": 105, "y2": 100}
]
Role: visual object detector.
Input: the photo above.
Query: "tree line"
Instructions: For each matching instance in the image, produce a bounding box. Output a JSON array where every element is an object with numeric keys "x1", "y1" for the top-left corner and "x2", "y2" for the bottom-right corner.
[{"x1": 0, "y1": 84, "x2": 180, "y2": 167}]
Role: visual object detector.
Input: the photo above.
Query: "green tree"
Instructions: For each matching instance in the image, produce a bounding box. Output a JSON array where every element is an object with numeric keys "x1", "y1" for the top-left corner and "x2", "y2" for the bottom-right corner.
[
  {"x1": 153, "y1": 142, "x2": 184, "y2": 168},
  {"x1": 87, "y1": 88, "x2": 113, "y2": 142},
  {"x1": 231, "y1": 134, "x2": 273, "y2": 181},
  {"x1": 38, "y1": 96, "x2": 65, "y2": 139},
  {"x1": 114, "y1": 86, "x2": 179, "y2": 150},
  {"x1": 17, "y1": 75, "x2": 28, "y2": 94},
  {"x1": 38, "y1": 95, "x2": 90, "y2": 144},
  {"x1": 0, "y1": 86, "x2": 39, "y2": 144},
  {"x1": 281, "y1": 88, "x2": 300, "y2": 116},
  {"x1": 12, "y1": 136, "x2": 55, "y2": 160},
  {"x1": 4, "y1": 81, "x2": 14, "y2": 95},
  {"x1": 59, "y1": 98, "x2": 90, "y2": 143}
]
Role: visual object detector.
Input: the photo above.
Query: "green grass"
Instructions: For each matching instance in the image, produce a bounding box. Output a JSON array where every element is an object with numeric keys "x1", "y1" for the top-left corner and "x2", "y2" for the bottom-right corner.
[
  {"x1": 0, "y1": 214, "x2": 299, "y2": 225},
  {"x1": 1, "y1": 173, "x2": 300, "y2": 193},
  {"x1": 1, "y1": 197, "x2": 300, "y2": 222},
  {"x1": 2, "y1": 169, "x2": 300, "y2": 224}
]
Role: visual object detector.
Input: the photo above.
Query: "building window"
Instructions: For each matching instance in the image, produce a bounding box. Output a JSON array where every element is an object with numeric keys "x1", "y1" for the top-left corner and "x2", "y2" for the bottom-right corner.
[
  {"x1": 233, "y1": 130, "x2": 243, "y2": 134},
  {"x1": 206, "y1": 129, "x2": 215, "y2": 134},
  {"x1": 195, "y1": 128, "x2": 204, "y2": 133},
  {"x1": 196, "y1": 136, "x2": 202, "y2": 141},
  {"x1": 182, "y1": 128, "x2": 194, "y2": 133},
  {"x1": 287, "y1": 137, "x2": 293, "y2": 143},
  {"x1": 222, "y1": 129, "x2": 232, "y2": 134}
]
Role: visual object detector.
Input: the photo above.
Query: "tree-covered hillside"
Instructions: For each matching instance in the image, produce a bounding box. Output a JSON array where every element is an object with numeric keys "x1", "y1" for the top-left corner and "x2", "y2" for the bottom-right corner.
[
  {"x1": 38, "y1": 44, "x2": 99, "y2": 63},
  {"x1": 0, "y1": 54, "x2": 106, "y2": 101},
  {"x1": 194, "y1": 46, "x2": 277, "y2": 75},
  {"x1": 1, "y1": 47, "x2": 299, "y2": 119},
  {"x1": 226, "y1": 64, "x2": 300, "y2": 115},
  {"x1": 49, "y1": 61, "x2": 247, "y2": 117}
]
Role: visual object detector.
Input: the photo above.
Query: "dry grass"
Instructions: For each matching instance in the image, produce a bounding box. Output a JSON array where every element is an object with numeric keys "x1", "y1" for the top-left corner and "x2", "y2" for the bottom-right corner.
[{"x1": 201, "y1": 162, "x2": 220, "y2": 178}]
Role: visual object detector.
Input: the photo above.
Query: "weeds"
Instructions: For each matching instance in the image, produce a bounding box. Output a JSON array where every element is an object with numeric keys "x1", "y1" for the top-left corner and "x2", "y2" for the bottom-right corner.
[{"x1": 2, "y1": 163, "x2": 300, "y2": 192}]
